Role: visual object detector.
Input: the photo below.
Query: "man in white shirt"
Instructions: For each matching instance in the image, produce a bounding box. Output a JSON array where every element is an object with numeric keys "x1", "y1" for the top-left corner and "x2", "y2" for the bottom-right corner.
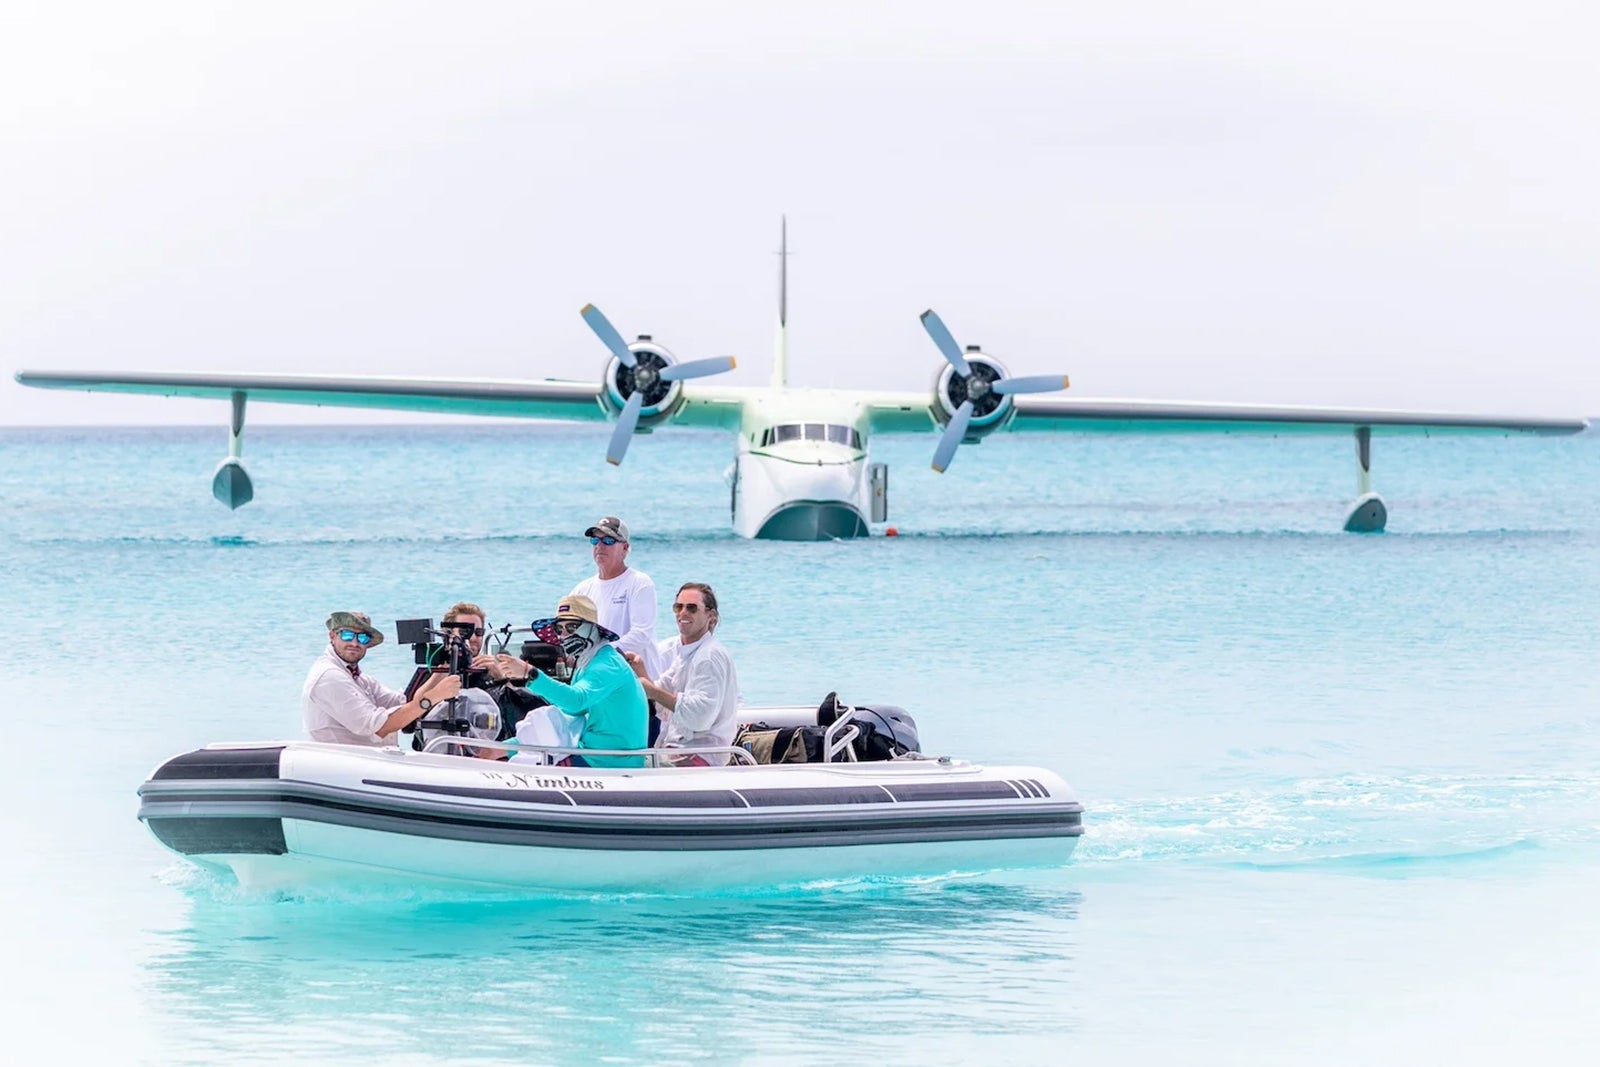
[
  {"x1": 626, "y1": 583, "x2": 740, "y2": 766},
  {"x1": 301, "y1": 610, "x2": 460, "y2": 746},
  {"x1": 569, "y1": 516, "x2": 663, "y2": 679}
]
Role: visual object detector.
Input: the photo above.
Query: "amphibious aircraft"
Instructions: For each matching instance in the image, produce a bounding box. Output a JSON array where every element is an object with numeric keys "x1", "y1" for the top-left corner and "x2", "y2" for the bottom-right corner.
[{"x1": 16, "y1": 225, "x2": 1588, "y2": 539}]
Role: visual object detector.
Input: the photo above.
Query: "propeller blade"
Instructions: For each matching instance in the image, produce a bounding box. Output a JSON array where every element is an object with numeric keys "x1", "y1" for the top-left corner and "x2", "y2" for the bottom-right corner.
[
  {"x1": 919, "y1": 309, "x2": 971, "y2": 377},
  {"x1": 581, "y1": 304, "x2": 636, "y2": 369},
  {"x1": 606, "y1": 392, "x2": 645, "y2": 465},
  {"x1": 931, "y1": 400, "x2": 974, "y2": 474},
  {"x1": 660, "y1": 356, "x2": 737, "y2": 382},
  {"x1": 993, "y1": 374, "x2": 1070, "y2": 395}
]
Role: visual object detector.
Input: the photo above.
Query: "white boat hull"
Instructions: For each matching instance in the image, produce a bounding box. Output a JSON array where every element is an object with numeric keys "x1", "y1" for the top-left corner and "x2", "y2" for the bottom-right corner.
[{"x1": 140, "y1": 741, "x2": 1084, "y2": 894}]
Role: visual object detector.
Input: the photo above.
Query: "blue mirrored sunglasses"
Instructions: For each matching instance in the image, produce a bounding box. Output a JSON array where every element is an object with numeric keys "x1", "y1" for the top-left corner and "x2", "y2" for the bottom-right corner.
[
  {"x1": 590, "y1": 535, "x2": 619, "y2": 546},
  {"x1": 336, "y1": 629, "x2": 373, "y2": 645}
]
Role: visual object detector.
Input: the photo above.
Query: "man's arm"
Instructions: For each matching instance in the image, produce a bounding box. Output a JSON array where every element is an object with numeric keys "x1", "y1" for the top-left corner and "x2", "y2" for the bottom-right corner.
[
  {"x1": 665, "y1": 650, "x2": 732, "y2": 733},
  {"x1": 626, "y1": 650, "x2": 680, "y2": 710},
  {"x1": 375, "y1": 672, "x2": 461, "y2": 737},
  {"x1": 639, "y1": 676, "x2": 677, "y2": 711},
  {"x1": 360, "y1": 672, "x2": 411, "y2": 709},
  {"x1": 311, "y1": 670, "x2": 460, "y2": 741},
  {"x1": 308, "y1": 671, "x2": 393, "y2": 741},
  {"x1": 611, "y1": 578, "x2": 659, "y2": 661},
  {"x1": 526, "y1": 670, "x2": 601, "y2": 717}
]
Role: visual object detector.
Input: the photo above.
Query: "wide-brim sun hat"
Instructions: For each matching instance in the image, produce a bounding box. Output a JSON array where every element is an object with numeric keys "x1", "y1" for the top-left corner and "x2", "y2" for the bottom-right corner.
[{"x1": 531, "y1": 594, "x2": 620, "y2": 644}]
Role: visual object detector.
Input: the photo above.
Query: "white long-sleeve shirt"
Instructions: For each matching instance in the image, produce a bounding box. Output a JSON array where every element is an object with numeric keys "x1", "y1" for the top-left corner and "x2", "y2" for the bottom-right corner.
[
  {"x1": 657, "y1": 633, "x2": 740, "y2": 764},
  {"x1": 301, "y1": 646, "x2": 407, "y2": 746},
  {"x1": 571, "y1": 568, "x2": 662, "y2": 677}
]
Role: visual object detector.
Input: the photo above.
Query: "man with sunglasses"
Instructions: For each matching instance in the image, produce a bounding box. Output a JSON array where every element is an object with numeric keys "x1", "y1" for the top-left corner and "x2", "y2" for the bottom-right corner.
[
  {"x1": 626, "y1": 583, "x2": 740, "y2": 767},
  {"x1": 569, "y1": 516, "x2": 663, "y2": 681},
  {"x1": 406, "y1": 600, "x2": 492, "y2": 698},
  {"x1": 399, "y1": 600, "x2": 513, "y2": 759},
  {"x1": 302, "y1": 610, "x2": 461, "y2": 746}
]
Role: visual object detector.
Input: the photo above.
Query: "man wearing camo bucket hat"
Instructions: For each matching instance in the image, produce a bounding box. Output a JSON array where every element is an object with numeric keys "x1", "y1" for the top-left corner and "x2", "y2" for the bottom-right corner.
[
  {"x1": 488, "y1": 594, "x2": 647, "y2": 767},
  {"x1": 302, "y1": 611, "x2": 460, "y2": 746}
]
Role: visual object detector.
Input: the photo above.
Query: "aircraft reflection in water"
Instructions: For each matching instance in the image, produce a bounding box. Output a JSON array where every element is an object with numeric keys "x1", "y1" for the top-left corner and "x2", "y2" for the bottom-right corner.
[{"x1": 15, "y1": 223, "x2": 1587, "y2": 539}]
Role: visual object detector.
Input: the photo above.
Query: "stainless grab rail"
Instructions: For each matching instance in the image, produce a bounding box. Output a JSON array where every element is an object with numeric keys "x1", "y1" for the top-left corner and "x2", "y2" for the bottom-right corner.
[
  {"x1": 823, "y1": 707, "x2": 861, "y2": 762},
  {"x1": 419, "y1": 737, "x2": 758, "y2": 766}
]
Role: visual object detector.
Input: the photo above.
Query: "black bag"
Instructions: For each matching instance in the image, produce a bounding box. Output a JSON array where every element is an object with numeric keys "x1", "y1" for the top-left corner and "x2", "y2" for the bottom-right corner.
[
  {"x1": 492, "y1": 683, "x2": 548, "y2": 741},
  {"x1": 735, "y1": 724, "x2": 833, "y2": 764},
  {"x1": 733, "y1": 725, "x2": 781, "y2": 764},
  {"x1": 734, "y1": 695, "x2": 912, "y2": 764}
]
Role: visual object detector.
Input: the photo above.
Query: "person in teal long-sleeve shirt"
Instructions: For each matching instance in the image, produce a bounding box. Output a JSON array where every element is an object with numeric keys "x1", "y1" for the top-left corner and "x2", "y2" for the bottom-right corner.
[{"x1": 486, "y1": 594, "x2": 648, "y2": 767}]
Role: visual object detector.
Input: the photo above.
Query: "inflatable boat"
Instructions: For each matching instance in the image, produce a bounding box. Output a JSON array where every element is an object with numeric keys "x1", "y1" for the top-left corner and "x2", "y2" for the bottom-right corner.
[{"x1": 136, "y1": 702, "x2": 1084, "y2": 894}]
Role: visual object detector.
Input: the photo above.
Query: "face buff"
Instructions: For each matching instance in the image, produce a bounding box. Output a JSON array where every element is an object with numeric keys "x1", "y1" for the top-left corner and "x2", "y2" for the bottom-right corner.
[{"x1": 561, "y1": 621, "x2": 602, "y2": 671}]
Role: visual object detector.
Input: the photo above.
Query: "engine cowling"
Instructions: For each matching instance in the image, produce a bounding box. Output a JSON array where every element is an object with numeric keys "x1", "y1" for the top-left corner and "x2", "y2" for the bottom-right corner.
[
  {"x1": 601, "y1": 337, "x2": 686, "y2": 427},
  {"x1": 931, "y1": 350, "x2": 1015, "y2": 439}
]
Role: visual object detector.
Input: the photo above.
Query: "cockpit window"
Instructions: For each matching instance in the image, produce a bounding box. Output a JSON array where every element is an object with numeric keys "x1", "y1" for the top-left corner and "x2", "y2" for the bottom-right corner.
[{"x1": 760, "y1": 424, "x2": 862, "y2": 449}]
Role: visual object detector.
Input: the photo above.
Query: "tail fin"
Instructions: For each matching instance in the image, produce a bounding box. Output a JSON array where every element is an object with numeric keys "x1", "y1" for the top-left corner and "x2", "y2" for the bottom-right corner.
[{"x1": 772, "y1": 215, "x2": 789, "y2": 389}]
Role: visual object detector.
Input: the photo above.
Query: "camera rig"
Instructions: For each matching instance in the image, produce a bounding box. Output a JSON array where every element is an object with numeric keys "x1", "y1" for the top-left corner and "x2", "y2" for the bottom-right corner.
[
  {"x1": 394, "y1": 617, "x2": 496, "y2": 750},
  {"x1": 393, "y1": 617, "x2": 570, "y2": 751},
  {"x1": 397, "y1": 616, "x2": 477, "y2": 679}
]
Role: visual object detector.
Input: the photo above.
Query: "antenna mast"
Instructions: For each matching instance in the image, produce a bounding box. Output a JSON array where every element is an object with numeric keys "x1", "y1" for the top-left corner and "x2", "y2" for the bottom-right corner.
[{"x1": 772, "y1": 215, "x2": 790, "y2": 388}]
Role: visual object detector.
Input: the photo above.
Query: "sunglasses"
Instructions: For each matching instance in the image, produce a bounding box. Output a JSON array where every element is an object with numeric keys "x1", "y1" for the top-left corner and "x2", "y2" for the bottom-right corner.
[
  {"x1": 590, "y1": 536, "x2": 620, "y2": 546},
  {"x1": 336, "y1": 629, "x2": 373, "y2": 645},
  {"x1": 449, "y1": 625, "x2": 486, "y2": 636},
  {"x1": 553, "y1": 619, "x2": 584, "y2": 635},
  {"x1": 671, "y1": 603, "x2": 704, "y2": 614}
]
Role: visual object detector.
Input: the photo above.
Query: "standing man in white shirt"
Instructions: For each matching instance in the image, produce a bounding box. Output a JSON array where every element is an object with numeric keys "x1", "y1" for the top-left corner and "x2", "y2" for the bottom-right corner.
[
  {"x1": 569, "y1": 516, "x2": 663, "y2": 680},
  {"x1": 626, "y1": 583, "x2": 740, "y2": 766},
  {"x1": 302, "y1": 610, "x2": 460, "y2": 746}
]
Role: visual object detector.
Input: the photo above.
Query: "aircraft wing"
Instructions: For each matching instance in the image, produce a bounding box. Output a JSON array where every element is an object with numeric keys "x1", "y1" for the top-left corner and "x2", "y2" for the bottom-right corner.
[
  {"x1": 861, "y1": 391, "x2": 944, "y2": 433},
  {"x1": 861, "y1": 391, "x2": 1587, "y2": 436},
  {"x1": 13, "y1": 370, "x2": 610, "y2": 421},
  {"x1": 1004, "y1": 397, "x2": 1588, "y2": 435}
]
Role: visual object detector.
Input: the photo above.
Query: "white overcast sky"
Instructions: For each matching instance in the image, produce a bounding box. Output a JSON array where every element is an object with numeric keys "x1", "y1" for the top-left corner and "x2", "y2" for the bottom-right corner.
[{"x1": 2, "y1": 0, "x2": 1597, "y2": 425}]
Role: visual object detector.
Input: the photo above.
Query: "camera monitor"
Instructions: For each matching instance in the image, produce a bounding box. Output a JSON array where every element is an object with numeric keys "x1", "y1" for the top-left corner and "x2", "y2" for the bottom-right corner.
[{"x1": 395, "y1": 618, "x2": 433, "y2": 646}]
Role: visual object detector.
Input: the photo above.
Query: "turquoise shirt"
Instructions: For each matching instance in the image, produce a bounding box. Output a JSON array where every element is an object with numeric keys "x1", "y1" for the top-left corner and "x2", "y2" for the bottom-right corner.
[{"x1": 527, "y1": 644, "x2": 648, "y2": 767}]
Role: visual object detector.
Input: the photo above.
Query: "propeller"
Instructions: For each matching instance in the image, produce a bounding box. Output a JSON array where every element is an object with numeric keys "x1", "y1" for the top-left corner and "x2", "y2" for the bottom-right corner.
[
  {"x1": 920, "y1": 309, "x2": 1069, "y2": 473},
  {"x1": 930, "y1": 401, "x2": 974, "y2": 474},
  {"x1": 607, "y1": 391, "x2": 646, "y2": 465},
  {"x1": 582, "y1": 304, "x2": 738, "y2": 465},
  {"x1": 581, "y1": 304, "x2": 635, "y2": 368}
]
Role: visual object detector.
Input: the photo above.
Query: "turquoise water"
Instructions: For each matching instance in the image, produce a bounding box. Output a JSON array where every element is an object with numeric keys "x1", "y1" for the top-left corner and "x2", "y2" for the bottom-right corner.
[{"x1": 3, "y1": 424, "x2": 1598, "y2": 1064}]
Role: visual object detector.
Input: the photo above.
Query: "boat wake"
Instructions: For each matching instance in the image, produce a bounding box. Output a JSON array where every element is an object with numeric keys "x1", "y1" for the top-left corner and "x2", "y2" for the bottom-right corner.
[{"x1": 1076, "y1": 771, "x2": 1600, "y2": 872}]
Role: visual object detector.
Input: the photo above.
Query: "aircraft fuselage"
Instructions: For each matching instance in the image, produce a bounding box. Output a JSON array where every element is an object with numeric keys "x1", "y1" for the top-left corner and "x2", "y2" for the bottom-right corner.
[{"x1": 729, "y1": 391, "x2": 875, "y2": 540}]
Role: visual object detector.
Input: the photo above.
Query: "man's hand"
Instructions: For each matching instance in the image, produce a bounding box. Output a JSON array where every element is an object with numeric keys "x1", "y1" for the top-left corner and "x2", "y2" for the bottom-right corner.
[
  {"x1": 418, "y1": 672, "x2": 462, "y2": 701},
  {"x1": 472, "y1": 653, "x2": 507, "y2": 679},
  {"x1": 623, "y1": 651, "x2": 648, "y2": 679},
  {"x1": 476, "y1": 653, "x2": 535, "y2": 681}
]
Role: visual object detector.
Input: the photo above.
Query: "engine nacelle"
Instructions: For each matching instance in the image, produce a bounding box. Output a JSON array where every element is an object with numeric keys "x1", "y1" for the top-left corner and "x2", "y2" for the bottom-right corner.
[
  {"x1": 602, "y1": 337, "x2": 686, "y2": 427},
  {"x1": 931, "y1": 350, "x2": 1015, "y2": 439}
]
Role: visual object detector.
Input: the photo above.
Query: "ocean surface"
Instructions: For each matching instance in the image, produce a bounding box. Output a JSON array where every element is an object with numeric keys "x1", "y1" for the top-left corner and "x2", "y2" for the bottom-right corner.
[{"x1": 2, "y1": 422, "x2": 1597, "y2": 1065}]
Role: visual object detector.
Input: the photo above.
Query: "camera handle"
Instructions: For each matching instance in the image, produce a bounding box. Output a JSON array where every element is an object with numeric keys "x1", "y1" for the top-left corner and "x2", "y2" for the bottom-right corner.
[{"x1": 489, "y1": 624, "x2": 535, "y2": 657}]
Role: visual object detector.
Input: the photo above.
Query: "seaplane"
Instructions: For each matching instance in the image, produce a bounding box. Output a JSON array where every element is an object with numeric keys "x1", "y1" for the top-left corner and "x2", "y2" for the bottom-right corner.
[{"x1": 15, "y1": 224, "x2": 1588, "y2": 539}]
